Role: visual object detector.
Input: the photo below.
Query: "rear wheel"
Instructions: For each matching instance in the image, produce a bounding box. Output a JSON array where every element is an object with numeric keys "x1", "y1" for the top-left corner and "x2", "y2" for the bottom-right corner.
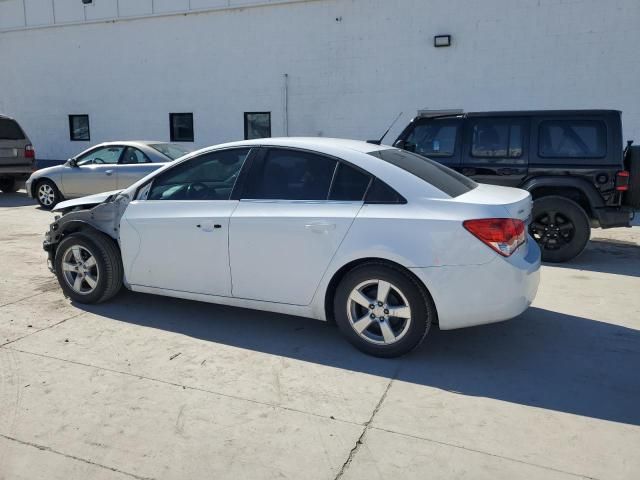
[
  {"x1": 54, "y1": 231, "x2": 123, "y2": 304},
  {"x1": 529, "y1": 195, "x2": 590, "y2": 263},
  {"x1": 35, "y1": 179, "x2": 61, "y2": 209},
  {"x1": 0, "y1": 178, "x2": 19, "y2": 193},
  {"x1": 334, "y1": 263, "x2": 435, "y2": 357}
]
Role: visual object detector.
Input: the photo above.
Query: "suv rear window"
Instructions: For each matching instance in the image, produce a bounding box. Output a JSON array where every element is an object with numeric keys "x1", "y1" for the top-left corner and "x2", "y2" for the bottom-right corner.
[
  {"x1": 539, "y1": 120, "x2": 606, "y2": 158},
  {"x1": 369, "y1": 148, "x2": 477, "y2": 198},
  {"x1": 0, "y1": 118, "x2": 25, "y2": 140}
]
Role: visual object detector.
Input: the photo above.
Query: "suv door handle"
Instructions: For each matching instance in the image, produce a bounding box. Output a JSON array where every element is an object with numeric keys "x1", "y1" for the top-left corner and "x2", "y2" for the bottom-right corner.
[
  {"x1": 305, "y1": 222, "x2": 336, "y2": 233},
  {"x1": 105, "y1": 170, "x2": 114, "y2": 176}
]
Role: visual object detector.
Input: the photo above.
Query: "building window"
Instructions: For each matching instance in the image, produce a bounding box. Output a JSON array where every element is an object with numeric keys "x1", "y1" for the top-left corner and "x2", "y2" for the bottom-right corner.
[
  {"x1": 69, "y1": 115, "x2": 90, "y2": 141},
  {"x1": 244, "y1": 112, "x2": 271, "y2": 140},
  {"x1": 170, "y1": 113, "x2": 194, "y2": 142}
]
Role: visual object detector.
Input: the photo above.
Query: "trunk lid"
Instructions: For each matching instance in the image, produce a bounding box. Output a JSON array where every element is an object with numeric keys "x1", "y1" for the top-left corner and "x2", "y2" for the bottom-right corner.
[{"x1": 452, "y1": 183, "x2": 532, "y2": 222}]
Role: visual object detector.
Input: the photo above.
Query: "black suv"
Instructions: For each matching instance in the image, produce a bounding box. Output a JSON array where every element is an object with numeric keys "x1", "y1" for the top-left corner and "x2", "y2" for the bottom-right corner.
[{"x1": 394, "y1": 110, "x2": 639, "y2": 262}]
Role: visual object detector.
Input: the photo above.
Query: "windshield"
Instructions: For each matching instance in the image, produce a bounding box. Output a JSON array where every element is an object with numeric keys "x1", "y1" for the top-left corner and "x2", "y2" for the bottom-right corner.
[
  {"x1": 150, "y1": 143, "x2": 191, "y2": 160},
  {"x1": 368, "y1": 148, "x2": 477, "y2": 198}
]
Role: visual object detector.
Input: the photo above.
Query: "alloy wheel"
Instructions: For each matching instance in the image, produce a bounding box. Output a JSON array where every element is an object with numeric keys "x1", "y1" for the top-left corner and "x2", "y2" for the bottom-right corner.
[
  {"x1": 529, "y1": 210, "x2": 575, "y2": 250},
  {"x1": 38, "y1": 184, "x2": 55, "y2": 206},
  {"x1": 61, "y1": 245, "x2": 99, "y2": 295},
  {"x1": 347, "y1": 279, "x2": 412, "y2": 345}
]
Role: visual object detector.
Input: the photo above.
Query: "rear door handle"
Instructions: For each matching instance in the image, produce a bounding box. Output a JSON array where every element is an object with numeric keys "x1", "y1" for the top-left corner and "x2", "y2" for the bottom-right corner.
[
  {"x1": 105, "y1": 170, "x2": 114, "y2": 176},
  {"x1": 305, "y1": 222, "x2": 336, "y2": 233},
  {"x1": 196, "y1": 223, "x2": 222, "y2": 232}
]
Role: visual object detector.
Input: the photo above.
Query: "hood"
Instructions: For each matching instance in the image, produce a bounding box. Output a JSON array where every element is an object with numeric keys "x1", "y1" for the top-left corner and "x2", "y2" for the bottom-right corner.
[{"x1": 53, "y1": 190, "x2": 123, "y2": 212}]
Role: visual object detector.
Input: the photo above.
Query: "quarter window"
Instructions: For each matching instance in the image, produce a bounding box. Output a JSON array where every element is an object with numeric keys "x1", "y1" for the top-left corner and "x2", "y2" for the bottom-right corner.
[
  {"x1": 470, "y1": 119, "x2": 523, "y2": 158},
  {"x1": 69, "y1": 115, "x2": 90, "y2": 141},
  {"x1": 242, "y1": 148, "x2": 337, "y2": 200},
  {"x1": 148, "y1": 148, "x2": 250, "y2": 201},
  {"x1": 329, "y1": 163, "x2": 371, "y2": 201},
  {"x1": 121, "y1": 147, "x2": 150, "y2": 164},
  {"x1": 77, "y1": 146, "x2": 123, "y2": 165},
  {"x1": 404, "y1": 119, "x2": 459, "y2": 157},
  {"x1": 244, "y1": 112, "x2": 271, "y2": 140},
  {"x1": 539, "y1": 120, "x2": 606, "y2": 158},
  {"x1": 170, "y1": 113, "x2": 194, "y2": 142}
]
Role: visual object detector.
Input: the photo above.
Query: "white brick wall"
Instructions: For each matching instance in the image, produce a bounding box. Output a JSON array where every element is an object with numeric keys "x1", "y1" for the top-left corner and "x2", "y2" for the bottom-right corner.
[{"x1": 0, "y1": 0, "x2": 638, "y2": 160}]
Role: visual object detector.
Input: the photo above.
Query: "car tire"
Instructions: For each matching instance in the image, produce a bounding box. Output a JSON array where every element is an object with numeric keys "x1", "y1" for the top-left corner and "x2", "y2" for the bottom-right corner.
[
  {"x1": 35, "y1": 179, "x2": 62, "y2": 209},
  {"x1": 0, "y1": 178, "x2": 20, "y2": 193},
  {"x1": 54, "y1": 231, "x2": 123, "y2": 304},
  {"x1": 333, "y1": 263, "x2": 435, "y2": 358},
  {"x1": 529, "y1": 195, "x2": 590, "y2": 263}
]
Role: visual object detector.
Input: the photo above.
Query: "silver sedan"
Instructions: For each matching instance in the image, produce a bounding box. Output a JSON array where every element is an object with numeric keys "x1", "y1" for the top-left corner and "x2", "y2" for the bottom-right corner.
[{"x1": 26, "y1": 141, "x2": 190, "y2": 208}]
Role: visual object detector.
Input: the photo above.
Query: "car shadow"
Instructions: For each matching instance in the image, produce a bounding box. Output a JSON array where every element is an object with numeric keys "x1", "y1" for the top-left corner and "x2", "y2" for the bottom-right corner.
[
  {"x1": 548, "y1": 238, "x2": 640, "y2": 277},
  {"x1": 75, "y1": 292, "x2": 640, "y2": 426},
  {"x1": 0, "y1": 191, "x2": 37, "y2": 208}
]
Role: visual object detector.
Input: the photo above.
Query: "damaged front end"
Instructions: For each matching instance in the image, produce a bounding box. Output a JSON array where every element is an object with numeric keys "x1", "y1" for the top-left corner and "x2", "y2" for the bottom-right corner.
[{"x1": 43, "y1": 191, "x2": 131, "y2": 272}]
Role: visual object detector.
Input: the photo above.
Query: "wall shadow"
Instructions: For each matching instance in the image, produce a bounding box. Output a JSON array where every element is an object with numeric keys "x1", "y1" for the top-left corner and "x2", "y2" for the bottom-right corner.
[{"x1": 75, "y1": 291, "x2": 640, "y2": 426}]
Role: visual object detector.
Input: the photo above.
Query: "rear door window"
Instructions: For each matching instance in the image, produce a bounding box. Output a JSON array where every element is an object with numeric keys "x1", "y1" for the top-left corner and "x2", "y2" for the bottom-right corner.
[
  {"x1": 120, "y1": 147, "x2": 150, "y2": 164},
  {"x1": 538, "y1": 120, "x2": 606, "y2": 158},
  {"x1": 242, "y1": 148, "x2": 337, "y2": 200},
  {"x1": 468, "y1": 118, "x2": 525, "y2": 163},
  {"x1": 0, "y1": 119, "x2": 25, "y2": 140},
  {"x1": 329, "y1": 163, "x2": 371, "y2": 201}
]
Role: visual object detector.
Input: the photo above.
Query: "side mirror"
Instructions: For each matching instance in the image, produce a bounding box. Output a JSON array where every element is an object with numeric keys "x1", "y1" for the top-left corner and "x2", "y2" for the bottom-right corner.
[
  {"x1": 394, "y1": 139, "x2": 407, "y2": 149},
  {"x1": 68, "y1": 158, "x2": 78, "y2": 167}
]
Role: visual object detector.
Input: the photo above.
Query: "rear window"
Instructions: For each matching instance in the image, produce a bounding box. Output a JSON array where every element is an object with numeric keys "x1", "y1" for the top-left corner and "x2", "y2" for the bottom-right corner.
[
  {"x1": 0, "y1": 118, "x2": 25, "y2": 140},
  {"x1": 539, "y1": 120, "x2": 606, "y2": 158},
  {"x1": 368, "y1": 148, "x2": 477, "y2": 198},
  {"x1": 150, "y1": 143, "x2": 191, "y2": 160}
]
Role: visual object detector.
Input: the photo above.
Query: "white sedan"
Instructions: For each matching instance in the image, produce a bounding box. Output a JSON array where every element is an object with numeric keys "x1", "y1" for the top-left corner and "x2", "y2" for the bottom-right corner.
[{"x1": 43, "y1": 138, "x2": 540, "y2": 357}]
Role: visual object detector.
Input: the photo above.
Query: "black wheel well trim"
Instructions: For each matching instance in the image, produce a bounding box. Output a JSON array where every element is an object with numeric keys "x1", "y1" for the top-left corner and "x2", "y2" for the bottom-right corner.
[
  {"x1": 32, "y1": 177, "x2": 54, "y2": 197},
  {"x1": 54, "y1": 221, "x2": 120, "y2": 254},
  {"x1": 323, "y1": 257, "x2": 439, "y2": 325},
  {"x1": 521, "y1": 176, "x2": 604, "y2": 209}
]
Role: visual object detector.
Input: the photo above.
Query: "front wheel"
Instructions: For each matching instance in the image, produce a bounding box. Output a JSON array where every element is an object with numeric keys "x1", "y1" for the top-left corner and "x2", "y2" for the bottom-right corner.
[
  {"x1": 54, "y1": 231, "x2": 123, "y2": 304},
  {"x1": 529, "y1": 195, "x2": 590, "y2": 263},
  {"x1": 334, "y1": 263, "x2": 435, "y2": 358},
  {"x1": 35, "y1": 179, "x2": 62, "y2": 209}
]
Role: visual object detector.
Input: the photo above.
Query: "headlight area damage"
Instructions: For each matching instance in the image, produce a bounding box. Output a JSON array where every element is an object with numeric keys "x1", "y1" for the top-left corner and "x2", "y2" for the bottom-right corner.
[{"x1": 43, "y1": 192, "x2": 131, "y2": 272}]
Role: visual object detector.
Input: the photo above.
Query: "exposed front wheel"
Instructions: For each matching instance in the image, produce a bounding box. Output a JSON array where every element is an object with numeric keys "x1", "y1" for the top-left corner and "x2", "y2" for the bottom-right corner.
[
  {"x1": 35, "y1": 179, "x2": 61, "y2": 209},
  {"x1": 334, "y1": 263, "x2": 435, "y2": 357},
  {"x1": 54, "y1": 232, "x2": 123, "y2": 304},
  {"x1": 529, "y1": 195, "x2": 590, "y2": 263}
]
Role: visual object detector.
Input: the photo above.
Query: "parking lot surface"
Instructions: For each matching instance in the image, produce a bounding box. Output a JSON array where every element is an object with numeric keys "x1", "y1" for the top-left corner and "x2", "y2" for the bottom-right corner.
[{"x1": 0, "y1": 191, "x2": 639, "y2": 480}]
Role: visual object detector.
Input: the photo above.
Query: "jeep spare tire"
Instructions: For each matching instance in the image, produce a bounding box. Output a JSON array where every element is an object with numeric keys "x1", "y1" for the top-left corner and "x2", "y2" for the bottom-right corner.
[
  {"x1": 529, "y1": 196, "x2": 591, "y2": 263},
  {"x1": 624, "y1": 145, "x2": 640, "y2": 209}
]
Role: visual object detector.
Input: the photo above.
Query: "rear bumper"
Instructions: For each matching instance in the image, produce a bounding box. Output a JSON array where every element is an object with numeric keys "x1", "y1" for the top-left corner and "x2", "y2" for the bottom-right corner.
[
  {"x1": 410, "y1": 238, "x2": 541, "y2": 330},
  {"x1": 594, "y1": 206, "x2": 634, "y2": 229}
]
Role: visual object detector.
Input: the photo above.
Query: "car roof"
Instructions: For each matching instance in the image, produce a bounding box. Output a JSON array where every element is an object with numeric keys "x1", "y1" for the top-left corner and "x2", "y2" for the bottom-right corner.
[{"x1": 208, "y1": 137, "x2": 390, "y2": 155}]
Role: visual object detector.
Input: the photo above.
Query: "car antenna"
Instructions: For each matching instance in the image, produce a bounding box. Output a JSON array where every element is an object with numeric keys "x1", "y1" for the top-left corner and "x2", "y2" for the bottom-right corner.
[{"x1": 367, "y1": 112, "x2": 403, "y2": 145}]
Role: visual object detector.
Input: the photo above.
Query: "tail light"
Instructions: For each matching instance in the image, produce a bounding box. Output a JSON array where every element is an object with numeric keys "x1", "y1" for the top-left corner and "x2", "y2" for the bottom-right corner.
[
  {"x1": 25, "y1": 144, "x2": 35, "y2": 159},
  {"x1": 463, "y1": 218, "x2": 526, "y2": 257},
  {"x1": 615, "y1": 170, "x2": 630, "y2": 191}
]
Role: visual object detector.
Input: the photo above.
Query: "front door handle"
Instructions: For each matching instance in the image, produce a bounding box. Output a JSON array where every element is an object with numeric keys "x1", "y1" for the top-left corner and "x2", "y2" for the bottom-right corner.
[
  {"x1": 305, "y1": 222, "x2": 336, "y2": 233},
  {"x1": 105, "y1": 170, "x2": 114, "y2": 176},
  {"x1": 196, "y1": 223, "x2": 222, "y2": 232}
]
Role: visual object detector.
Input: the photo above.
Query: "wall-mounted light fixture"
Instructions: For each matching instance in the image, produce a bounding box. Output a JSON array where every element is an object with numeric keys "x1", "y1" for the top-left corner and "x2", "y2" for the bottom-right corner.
[
  {"x1": 82, "y1": 0, "x2": 93, "y2": 5},
  {"x1": 434, "y1": 35, "x2": 452, "y2": 48}
]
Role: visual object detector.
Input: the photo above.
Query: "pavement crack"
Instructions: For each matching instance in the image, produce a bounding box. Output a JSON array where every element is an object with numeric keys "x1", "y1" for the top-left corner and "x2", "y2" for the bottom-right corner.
[
  {"x1": 0, "y1": 312, "x2": 86, "y2": 348},
  {"x1": 0, "y1": 433, "x2": 155, "y2": 480},
  {"x1": 334, "y1": 371, "x2": 396, "y2": 480}
]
